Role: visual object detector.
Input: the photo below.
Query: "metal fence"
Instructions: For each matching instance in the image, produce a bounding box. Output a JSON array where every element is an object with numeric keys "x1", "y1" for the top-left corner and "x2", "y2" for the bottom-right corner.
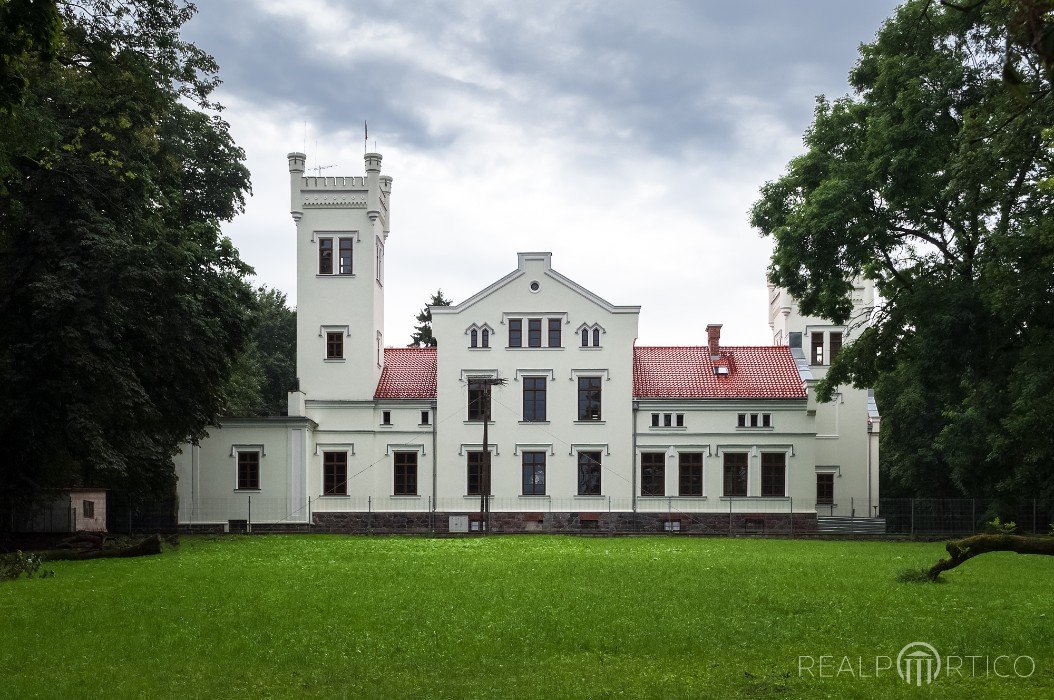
[{"x1": 86, "y1": 493, "x2": 1054, "y2": 537}]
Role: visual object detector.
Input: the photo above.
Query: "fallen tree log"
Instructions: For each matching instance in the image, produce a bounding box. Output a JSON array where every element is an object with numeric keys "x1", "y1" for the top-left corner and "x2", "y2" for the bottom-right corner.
[
  {"x1": 40, "y1": 535, "x2": 163, "y2": 561},
  {"x1": 928, "y1": 534, "x2": 1054, "y2": 580}
]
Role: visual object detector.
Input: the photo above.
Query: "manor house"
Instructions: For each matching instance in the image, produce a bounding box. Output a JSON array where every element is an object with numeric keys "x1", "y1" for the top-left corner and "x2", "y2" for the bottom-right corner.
[{"x1": 174, "y1": 152, "x2": 880, "y2": 533}]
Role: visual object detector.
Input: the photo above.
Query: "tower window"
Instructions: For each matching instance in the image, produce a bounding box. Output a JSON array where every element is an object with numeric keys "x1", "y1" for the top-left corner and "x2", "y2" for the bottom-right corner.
[
  {"x1": 338, "y1": 237, "x2": 353, "y2": 274},
  {"x1": 326, "y1": 331, "x2": 343, "y2": 360},
  {"x1": 375, "y1": 239, "x2": 384, "y2": 285},
  {"x1": 319, "y1": 238, "x2": 333, "y2": 274},
  {"x1": 381, "y1": 411, "x2": 391, "y2": 425},
  {"x1": 420, "y1": 410, "x2": 430, "y2": 425}
]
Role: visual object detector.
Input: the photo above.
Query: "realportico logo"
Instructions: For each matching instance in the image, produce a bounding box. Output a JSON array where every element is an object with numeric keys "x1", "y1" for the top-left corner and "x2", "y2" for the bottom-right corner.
[
  {"x1": 897, "y1": 642, "x2": 941, "y2": 686},
  {"x1": 798, "y1": 641, "x2": 1036, "y2": 685}
]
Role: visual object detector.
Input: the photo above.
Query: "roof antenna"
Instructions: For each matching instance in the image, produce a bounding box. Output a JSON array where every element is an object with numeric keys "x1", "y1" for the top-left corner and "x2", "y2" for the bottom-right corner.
[{"x1": 311, "y1": 137, "x2": 336, "y2": 176}]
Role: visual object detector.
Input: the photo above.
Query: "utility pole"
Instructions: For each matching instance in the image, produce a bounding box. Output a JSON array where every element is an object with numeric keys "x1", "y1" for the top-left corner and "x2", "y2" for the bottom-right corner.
[{"x1": 470, "y1": 376, "x2": 506, "y2": 534}]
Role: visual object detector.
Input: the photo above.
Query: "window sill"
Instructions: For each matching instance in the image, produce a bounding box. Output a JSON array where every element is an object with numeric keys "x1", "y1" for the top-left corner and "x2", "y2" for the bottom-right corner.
[
  {"x1": 505, "y1": 347, "x2": 565, "y2": 351},
  {"x1": 518, "y1": 420, "x2": 550, "y2": 425},
  {"x1": 318, "y1": 494, "x2": 349, "y2": 499},
  {"x1": 418, "y1": 423, "x2": 432, "y2": 428},
  {"x1": 574, "y1": 420, "x2": 605, "y2": 425},
  {"x1": 316, "y1": 274, "x2": 356, "y2": 278},
  {"x1": 718, "y1": 496, "x2": 789, "y2": 501},
  {"x1": 379, "y1": 424, "x2": 393, "y2": 428},
  {"x1": 573, "y1": 494, "x2": 604, "y2": 499},
  {"x1": 464, "y1": 494, "x2": 493, "y2": 499},
  {"x1": 578, "y1": 346, "x2": 603, "y2": 351},
  {"x1": 736, "y1": 427, "x2": 774, "y2": 431},
  {"x1": 323, "y1": 358, "x2": 346, "y2": 363},
  {"x1": 233, "y1": 489, "x2": 261, "y2": 493},
  {"x1": 468, "y1": 347, "x2": 492, "y2": 351},
  {"x1": 516, "y1": 494, "x2": 550, "y2": 499},
  {"x1": 650, "y1": 426, "x2": 687, "y2": 431},
  {"x1": 463, "y1": 420, "x2": 495, "y2": 425}
]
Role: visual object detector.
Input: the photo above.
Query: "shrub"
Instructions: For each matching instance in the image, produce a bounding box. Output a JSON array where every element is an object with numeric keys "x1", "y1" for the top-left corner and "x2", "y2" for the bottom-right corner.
[
  {"x1": 984, "y1": 517, "x2": 1017, "y2": 535},
  {"x1": 0, "y1": 551, "x2": 54, "y2": 581}
]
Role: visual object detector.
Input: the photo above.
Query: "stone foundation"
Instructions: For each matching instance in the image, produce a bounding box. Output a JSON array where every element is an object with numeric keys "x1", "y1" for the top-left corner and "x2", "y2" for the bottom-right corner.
[{"x1": 305, "y1": 511, "x2": 819, "y2": 535}]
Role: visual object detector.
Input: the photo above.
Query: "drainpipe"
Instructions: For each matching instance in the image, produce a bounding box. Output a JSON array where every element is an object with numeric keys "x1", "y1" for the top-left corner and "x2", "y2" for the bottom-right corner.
[
  {"x1": 431, "y1": 400, "x2": 438, "y2": 531},
  {"x1": 866, "y1": 419, "x2": 873, "y2": 517},
  {"x1": 631, "y1": 400, "x2": 639, "y2": 513}
]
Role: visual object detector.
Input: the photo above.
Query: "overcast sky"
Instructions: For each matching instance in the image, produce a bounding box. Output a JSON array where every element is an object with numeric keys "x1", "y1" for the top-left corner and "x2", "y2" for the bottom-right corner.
[{"x1": 184, "y1": 0, "x2": 901, "y2": 347}]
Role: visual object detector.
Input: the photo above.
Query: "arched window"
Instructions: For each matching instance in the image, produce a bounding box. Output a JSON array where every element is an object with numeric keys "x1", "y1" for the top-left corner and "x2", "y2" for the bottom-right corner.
[
  {"x1": 581, "y1": 328, "x2": 589, "y2": 347},
  {"x1": 481, "y1": 328, "x2": 489, "y2": 348},
  {"x1": 592, "y1": 328, "x2": 601, "y2": 347},
  {"x1": 470, "y1": 329, "x2": 478, "y2": 348}
]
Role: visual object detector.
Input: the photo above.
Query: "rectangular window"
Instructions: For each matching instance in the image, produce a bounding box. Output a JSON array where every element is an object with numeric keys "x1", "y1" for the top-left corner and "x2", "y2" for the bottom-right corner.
[
  {"x1": 481, "y1": 328, "x2": 489, "y2": 348},
  {"x1": 817, "y1": 472, "x2": 834, "y2": 505},
  {"x1": 830, "y1": 332, "x2": 842, "y2": 363},
  {"x1": 577, "y1": 452, "x2": 602, "y2": 496},
  {"x1": 381, "y1": 410, "x2": 391, "y2": 425},
  {"x1": 83, "y1": 500, "x2": 95, "y2": 519},
  {"x1": 467, "y1": 451, "x2": 490, "y2": 496},
  {"x1": 338, "y1": 237, "x2": 353, "y2": 274},
  {"x1": 522, "y1": 451, "x2": 546, "y2": 495},
  {"x1": 761, "y1": 452, "x2": 786, "y2": 497},
  {"x1": 737, "y1": 413, "x2": 746, "y2": 427},
  {"x1": 577, "y1": 376, "x2": 602, "y2": 421},
  {"x1": 509, "y1": 319, "x2": 522, "y2": 347},
  {"x1": 678, "y1": 453, "x2": 703, "y2": 497},
  {"x1": 237, "y1": 451, "x2": 260, "y2": 490},
  {"x1": 663, "y1": 413, "x2": 672, "y2": 427},
  {"x1": 722, "y1": 453, "x2": 748, "y2": 497},
  {"x1": 641, "y1": 453, "x2": 665, "y2": 496},
  {"x1": 319, "y1": 238, "x2": 333, "y2": 274},
  {"x1": 527, "y1": 318, "x2": 542, "y2": 347},
  {"x1": 326, "y1": 331, "x2": 343, "y2": 360},
  {"x1": 651, "y1": 413, "x2": 659, "y2": 427},
  {"x1": 548, "y1": 318, "x2": 562, "y2": 348},
  {"x1": 375, "y1": 240, "x2": 384, "y2": 284},
  {"x1": 420, "y1": 410, "x2": 430, "y2": 425},
  {"x1": 811, "y1": 332, "x2": 824, "y2": 365},
  {"x1": 467, "y1": 383, "x2": 490, "y2": 421},
  {"x1": 663, "y1": 520, "x2": 681, "y2": 532},
  {"x1": 750, "y1": 413, "x2": 759, "y2": 427},
  {"x1": 323, "y1": 451, "x2": 347, "y2": 495},
  {"x1": 523, "y1": 377, "x2": 547, "y2": 422},
  {"x1": 394, "y1": 451, "x2": 418, "y2": 496},
  {"x1": 762, "y1": 413, "x2": 771, "y2": 428},
  {"x1": 676, "y1": 413, "x2": 684, "y2": 427}
]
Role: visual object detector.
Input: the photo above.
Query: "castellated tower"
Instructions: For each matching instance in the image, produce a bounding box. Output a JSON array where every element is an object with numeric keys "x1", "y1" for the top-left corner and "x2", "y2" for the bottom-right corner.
[{"x1": 286, "y1": 151, "x2": 392, "y2": 412}]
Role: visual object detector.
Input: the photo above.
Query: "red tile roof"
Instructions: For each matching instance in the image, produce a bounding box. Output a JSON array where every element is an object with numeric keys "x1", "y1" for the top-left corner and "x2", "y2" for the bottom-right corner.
[
  {"x1": 374, "y1": 347, "x2": 437, "y2": 399},
  {"x1": 633, "y1": 346, "x2": 806, "y2": 399}
]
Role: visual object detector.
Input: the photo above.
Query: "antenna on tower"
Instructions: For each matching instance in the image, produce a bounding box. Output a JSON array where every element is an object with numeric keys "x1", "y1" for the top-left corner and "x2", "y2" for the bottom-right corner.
[{"x1": 310, "y1": 138, "x2": 336, "y2": 176}]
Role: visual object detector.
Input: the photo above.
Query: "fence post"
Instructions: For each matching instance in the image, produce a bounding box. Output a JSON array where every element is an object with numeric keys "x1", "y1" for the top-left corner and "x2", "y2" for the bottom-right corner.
[
  {"x1": 910, "y1": 498, "x2": 915, "y2": 539},
  {"x1": 790, "y1": 497, "x2": 794, "y2": 538},
  {"x1": 728, "y1": 496, "x2": 733, "y2": 537},
  {"x1": 308, "y1": 496, "x2": 312, "y2": 528},
  {"x1": 367, "y1": 495, "x2": 372, "y2": 533},
  {"x1": 247, "y1": 496, "x2": 251, "y2": 534}
]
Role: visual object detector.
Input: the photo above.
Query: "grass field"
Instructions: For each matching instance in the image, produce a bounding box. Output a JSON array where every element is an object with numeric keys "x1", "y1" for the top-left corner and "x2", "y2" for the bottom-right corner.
[{"x1": 1, "y1": 535, "x2": 1051, "y2": 698}]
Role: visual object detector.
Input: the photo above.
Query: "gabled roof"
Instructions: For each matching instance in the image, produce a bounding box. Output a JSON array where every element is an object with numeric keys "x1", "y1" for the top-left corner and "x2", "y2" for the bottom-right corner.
[
  {"x1": 431, "y1": 252, "x2": 640, "y2": 316},
  {"x1": 374, "y1": 347, "x2": 437, "y2": 399},
  {"x1": 633, "y1": 346, "x2": 807, "y2": 399}
]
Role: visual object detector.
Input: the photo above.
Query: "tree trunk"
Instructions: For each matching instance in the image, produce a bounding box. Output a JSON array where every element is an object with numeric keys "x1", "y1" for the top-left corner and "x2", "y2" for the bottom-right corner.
[
  {"x1": 41, "y1": 535, "x2": 163, "y2": 561},
  {"x1": 927, "y1": 534, "x2": 1054, "y2": 580}
]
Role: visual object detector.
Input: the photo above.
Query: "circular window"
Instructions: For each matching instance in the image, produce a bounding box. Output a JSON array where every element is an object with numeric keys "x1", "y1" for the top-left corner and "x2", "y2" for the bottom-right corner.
[{"x1": 529, "y1": 281, "x2": 541, "y2": 292}]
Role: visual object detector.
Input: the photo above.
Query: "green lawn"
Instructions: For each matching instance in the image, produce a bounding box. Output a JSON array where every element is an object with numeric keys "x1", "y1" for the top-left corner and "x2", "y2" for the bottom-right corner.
[{"x1": 1, "y1": 535, "x2": 1051, "y2": 698}]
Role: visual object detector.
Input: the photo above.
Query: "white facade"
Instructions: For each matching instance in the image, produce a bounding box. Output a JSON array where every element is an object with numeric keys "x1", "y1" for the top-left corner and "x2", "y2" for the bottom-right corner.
[{"x1": 173, "y1": 152, "x2": 880, "y2": 531}]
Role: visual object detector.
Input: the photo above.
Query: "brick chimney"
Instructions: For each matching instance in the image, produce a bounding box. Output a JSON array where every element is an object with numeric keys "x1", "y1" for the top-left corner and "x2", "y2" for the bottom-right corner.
[{"x1": 706, "y1": 324, "x2": 722, "y2": 360}]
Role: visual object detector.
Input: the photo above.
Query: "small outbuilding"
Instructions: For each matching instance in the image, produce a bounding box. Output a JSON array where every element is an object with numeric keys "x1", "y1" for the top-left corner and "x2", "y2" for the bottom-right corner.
[{"x1": 15, "y1": 488, "x2": 108, "y2": 533}]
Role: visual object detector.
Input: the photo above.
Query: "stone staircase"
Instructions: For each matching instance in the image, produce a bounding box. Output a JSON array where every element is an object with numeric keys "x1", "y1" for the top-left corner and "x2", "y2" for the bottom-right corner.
[{"x1": 816, "y1": 516, "x2": 887, "y2": 535}]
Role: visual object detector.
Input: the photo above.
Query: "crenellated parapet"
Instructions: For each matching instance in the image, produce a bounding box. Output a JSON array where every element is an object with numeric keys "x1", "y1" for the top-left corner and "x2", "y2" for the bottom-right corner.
[{"x1": 287, "y1": 153, "x2": 392, "y2": 224}]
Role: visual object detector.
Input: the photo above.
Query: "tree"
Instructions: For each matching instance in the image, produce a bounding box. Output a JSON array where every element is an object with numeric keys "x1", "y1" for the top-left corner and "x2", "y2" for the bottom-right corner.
[
  {"x1": 222, "y1": 287, "x2": 297, "y2": 417},
  {"x1": 750, "y1": 0, "x2": 1054, "y2": 504},
  {"x1": 0, "y1": 1, "x2": 254, "y2": 512},
  {"x1": 409, "y1": 289, "x2": 452, "y2": 347}
]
